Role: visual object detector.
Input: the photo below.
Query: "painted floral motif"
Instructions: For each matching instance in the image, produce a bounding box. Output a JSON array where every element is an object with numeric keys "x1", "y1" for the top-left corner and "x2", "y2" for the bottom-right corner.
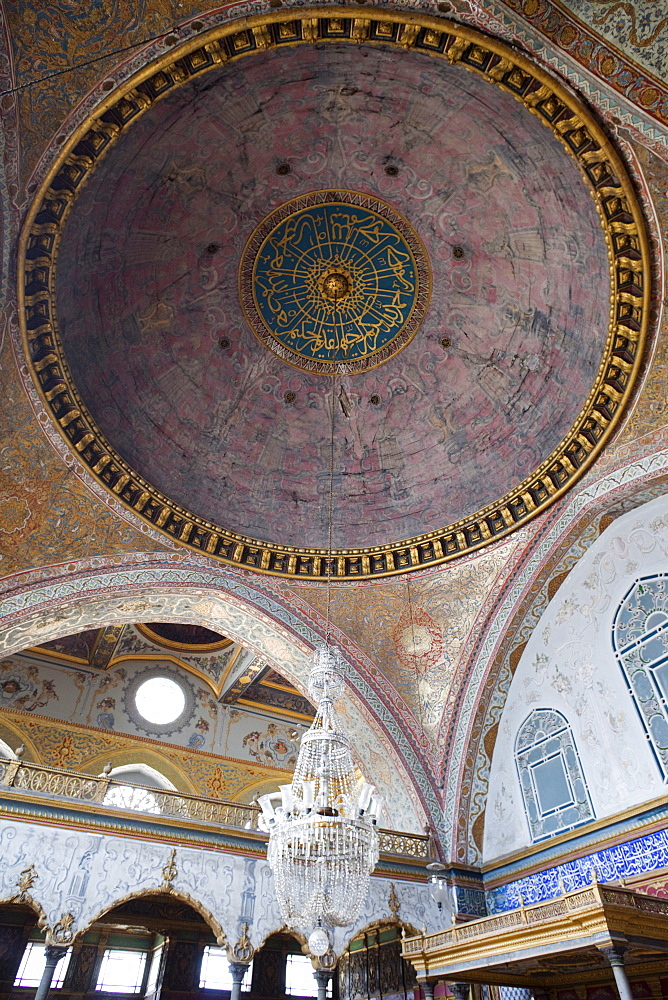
[
  {"x1": 0, "y1": 659, "x2": 58, "y2": 713},
  {"x1": 242, "y1": 723, "x2": 299, "y2": 767},
  {"x1": 0, "y1": 496, "x2": 30, "y2": 534}
]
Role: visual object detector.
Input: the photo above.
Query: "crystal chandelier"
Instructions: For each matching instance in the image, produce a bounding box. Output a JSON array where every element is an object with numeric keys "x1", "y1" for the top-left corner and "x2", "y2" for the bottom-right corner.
[{"x1": 259, "y1": 644, "x2": 381, "y2": 949}]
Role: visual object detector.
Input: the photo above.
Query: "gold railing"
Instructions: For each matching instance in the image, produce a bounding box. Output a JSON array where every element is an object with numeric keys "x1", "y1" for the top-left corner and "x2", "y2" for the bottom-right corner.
[
  {"x1": 0, "y1": 756, "x2": 259, "y2": 829},
  {"x1": 401, "y1": 883, "x2": 668, "y2": 956},
  {"x1": 0, "y1": 757, "x2": 430, "y2": 860}
]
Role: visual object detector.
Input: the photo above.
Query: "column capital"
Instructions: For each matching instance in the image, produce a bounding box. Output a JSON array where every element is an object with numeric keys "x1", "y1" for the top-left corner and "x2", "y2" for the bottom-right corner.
[
  {"x1": 229, "y1": 961, "x2": 251, "y2": 985},
  {"x1": 313, "y1": 970, "x2": 331, "y2": 989},
  {"x1": 600, "y1": 945, "x2": 626, "y2": 968},
  {"x1": 43, "y1": 945, "x2": 69, "y2": 965}
]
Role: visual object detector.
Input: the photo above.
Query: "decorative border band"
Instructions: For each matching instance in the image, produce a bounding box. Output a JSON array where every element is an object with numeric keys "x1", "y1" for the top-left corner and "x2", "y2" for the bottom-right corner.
[{"x1": 18, "y1": 9, "x2": 650, "y2": 580}]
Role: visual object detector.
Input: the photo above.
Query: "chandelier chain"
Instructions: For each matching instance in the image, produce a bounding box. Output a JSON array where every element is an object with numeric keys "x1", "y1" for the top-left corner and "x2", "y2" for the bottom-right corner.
[
  {"x1": 325, "y1": 370, "x2": 337, "y2": 646},
  {"x1": 260, "y1": 303, "x2": 380, "y2": 944}
]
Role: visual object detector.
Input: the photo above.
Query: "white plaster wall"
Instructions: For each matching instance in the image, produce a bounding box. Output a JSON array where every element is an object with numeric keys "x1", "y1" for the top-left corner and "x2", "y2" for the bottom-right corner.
[
  {"x1": 0, "y1": 817, "x2": 444, "y2": 952},
  {"x1": 483, "y1": 495, "x2": 668, "y2": 863}
]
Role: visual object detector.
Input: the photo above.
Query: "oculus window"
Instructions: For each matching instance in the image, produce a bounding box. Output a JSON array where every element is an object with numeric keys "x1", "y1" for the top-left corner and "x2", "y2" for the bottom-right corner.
[
  {"x1": 613, "y1": 574, "x2": 668, "y2": 777},
  {"x1": 199, "y1": 948, "x2": 252, "y2": 991},
  {"x1": 15, "y1": 943, "x2": 72, "y2": 988},
  {"x1": 135, "y1": 676, "x2": 186, "y2": 725},
  {"x1": 515, "y1": 708, "x2": 593, "y2": 842}
]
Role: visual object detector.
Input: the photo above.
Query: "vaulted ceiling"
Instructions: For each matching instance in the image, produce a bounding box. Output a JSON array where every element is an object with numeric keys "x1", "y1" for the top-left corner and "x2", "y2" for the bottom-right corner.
[{"x1": 0, "y1": 0, "x2": 667, "y2": 861}]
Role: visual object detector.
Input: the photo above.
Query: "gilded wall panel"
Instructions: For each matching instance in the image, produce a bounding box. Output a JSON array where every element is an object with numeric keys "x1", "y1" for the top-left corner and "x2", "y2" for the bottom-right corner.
[
  {"x1": 0, "y1": 707, "x2": 291, "y2": 801},
  {"x1": 297, "y1": 539, "x2": 516, "y2": 747},
  {"x1": 0, "y1": 338, "x2": 166, "y2": 573}
]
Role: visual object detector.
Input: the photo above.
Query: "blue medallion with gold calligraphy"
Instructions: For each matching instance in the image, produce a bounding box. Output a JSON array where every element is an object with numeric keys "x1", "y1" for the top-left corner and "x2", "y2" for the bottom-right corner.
[{"x1": 240, "y1": 191, "x2": 430, "y2": 375}]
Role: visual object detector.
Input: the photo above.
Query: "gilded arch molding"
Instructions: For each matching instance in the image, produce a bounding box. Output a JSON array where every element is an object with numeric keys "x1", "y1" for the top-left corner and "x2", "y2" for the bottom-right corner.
[
  {"x1": 18, "y1": 8, "x2": 650, "y2": 581},
  {"x1": 444, "y1": 457, "x2": 668, "y2": 866}
]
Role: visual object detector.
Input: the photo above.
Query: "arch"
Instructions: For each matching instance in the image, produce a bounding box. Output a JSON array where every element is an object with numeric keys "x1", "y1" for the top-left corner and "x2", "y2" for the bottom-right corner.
[
  {"x1": 447, "y1": 468, "x2": 668, "y2": 864},
  {"x1": 103, "y1": 763, "x2": 177, "y2": 790},
  {"x1": 0, "y1": 895, "x2": 47, "y2": 929},
  {"x1": 83, "y1": 888, "x2": 226, "y2": 947},
  {"x1": 0, "y1": 718, "x2": 40, "y2": 763},
  {"x1": 80, "y1": 749, "x2": 196, "y2": 796},
  {"x1": 514, "y1": 708, "x2": 593, "y2": 842},
  {"x1": 100, "y1": 763, "x2": 178, "y2": 815},
  {"x1": 0, "y1": 556, "x2": 437, "y2": 838}
]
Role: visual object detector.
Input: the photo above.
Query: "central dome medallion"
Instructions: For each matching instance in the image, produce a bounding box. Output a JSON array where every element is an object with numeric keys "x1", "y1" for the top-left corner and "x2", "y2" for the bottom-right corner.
[{"x1": 240, "y1": 192, "x2": 430, "y2": 375}]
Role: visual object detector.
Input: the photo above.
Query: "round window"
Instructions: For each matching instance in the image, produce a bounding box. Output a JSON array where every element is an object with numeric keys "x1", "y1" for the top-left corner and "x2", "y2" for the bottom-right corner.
[{"x1": 135, "y1": 676, "x2": 186, "y2": 725}]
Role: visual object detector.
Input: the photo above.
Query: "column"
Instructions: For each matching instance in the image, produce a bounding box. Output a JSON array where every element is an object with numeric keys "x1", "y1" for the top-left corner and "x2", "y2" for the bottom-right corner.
[
  {"x1": 230, "y1": 961, "x2": 251, "y2": 1000},
  {"x1": 313, "y1": 968, "x2": 331, "y2": 1000},
  {"x1": 601, "y1": 945, "x2": 634, "y2": 1000},
  {"x1": 421, "y1": 980, "x2": 436, "y2": 1000},
  {"x1": 34, "y1": 946, "x2": 68, "y2": 1000},
  {"x1": 450, "y1": 984, "x2": 470, "y2": 1000}
]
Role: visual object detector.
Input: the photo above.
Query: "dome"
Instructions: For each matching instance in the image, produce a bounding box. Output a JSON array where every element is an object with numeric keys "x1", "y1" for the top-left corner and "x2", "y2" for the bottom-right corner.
[{"x1": 22, "y1": 12, "x2": 648, "y2": 578}]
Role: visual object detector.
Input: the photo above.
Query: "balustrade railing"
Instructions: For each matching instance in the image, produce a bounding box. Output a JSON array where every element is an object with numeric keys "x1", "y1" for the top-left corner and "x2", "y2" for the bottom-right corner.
[
  {"x1": 0, "y1": 756, "x2": 430, "y2": 860},
  {"x1": 401, "y1": 882, "x2": 668, "y2": 955}
]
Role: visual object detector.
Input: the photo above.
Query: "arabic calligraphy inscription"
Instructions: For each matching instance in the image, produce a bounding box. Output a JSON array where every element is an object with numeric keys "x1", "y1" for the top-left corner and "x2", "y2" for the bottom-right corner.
[{"x1": 240, "y1": 191, "x2": 430, "y2": 375}]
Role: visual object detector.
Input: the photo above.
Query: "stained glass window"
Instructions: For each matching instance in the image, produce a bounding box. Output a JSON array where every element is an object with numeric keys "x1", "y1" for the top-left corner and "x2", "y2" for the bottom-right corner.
[
  {"x1": 515, "y1": 708, "x2": 593, "y2": 842},
  {"x1": 613, "y1": 574, "x2": 668, "y2": 776}
]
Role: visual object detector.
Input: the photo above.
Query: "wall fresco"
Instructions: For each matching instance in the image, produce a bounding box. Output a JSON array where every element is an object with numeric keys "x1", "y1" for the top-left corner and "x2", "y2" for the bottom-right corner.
[
  {"x1": 0, "y1": 705, "x2": 292, "y2": 801},
  {"x1": 5, "y1": 0, "x2": 218, "y2": 188},
  {"x1": 0, "y1": 816, "x2": 443, "y2": 950},
  {"x1": 444, "y1": 458, "x2": 668, "y2": 865},
  {"x1": 539, "y1": 0, "x2": 668, "y2": 82},
  {"x1": 0, "y1": 335, "x2": 166, "y2": 576},
  {"x1": 8, "y1": 648, "x2": 309, "y2": 766},
  {"x1": 7, "y1": 0, "x2": 668, "y2": 201},
  {"x1": 2, "y1": 0, "x2": 668, "y2": 888},
  {"x1": 114, "y1": 625, "x2": 243, "y2": 690},
  {"x1": 0, "y1": 564, "x2": 433, "y2": 834},
  {"x1": 240, "y1": 720, "x2": 300, "y2": 769},
  {"x1": 298, "y1": 539, "x2": 516, "y2": 742},
  {"x1": 484, "y1": 495, "x2": 668, "y2": 862},
  {"x1": 37, "y1": 628, "x2": 101, "y2": 662}
]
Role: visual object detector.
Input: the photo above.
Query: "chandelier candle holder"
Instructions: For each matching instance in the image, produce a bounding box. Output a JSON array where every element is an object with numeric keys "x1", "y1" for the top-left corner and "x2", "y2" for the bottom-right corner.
[{"x1": 259, "y1": 645, "x2": 381, "y2": 952}]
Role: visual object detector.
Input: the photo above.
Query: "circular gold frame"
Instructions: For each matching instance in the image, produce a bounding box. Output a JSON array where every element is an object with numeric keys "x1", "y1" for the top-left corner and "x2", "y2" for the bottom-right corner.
[
  {"x1": 239, "y1": 189, "x2": 431, "y2": 375},
  {"x1": 18, "y1": 9, "x2": 650, "y2": 580}
]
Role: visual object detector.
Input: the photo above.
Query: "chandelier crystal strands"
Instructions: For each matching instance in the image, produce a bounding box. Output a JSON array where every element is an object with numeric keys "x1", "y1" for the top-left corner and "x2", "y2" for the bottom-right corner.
[
  {"x1": 258, "y1": 291, "x2": 381, "y2": 956},
  {"x1": 259, "y1": 645, "x2": 381, "y2": 954}
]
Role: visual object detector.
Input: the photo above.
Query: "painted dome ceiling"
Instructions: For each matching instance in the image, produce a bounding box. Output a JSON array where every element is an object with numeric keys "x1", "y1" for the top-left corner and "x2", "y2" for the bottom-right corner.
[{"x1": 25, "y1": 15, "x2": 647, "y2": 577}]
